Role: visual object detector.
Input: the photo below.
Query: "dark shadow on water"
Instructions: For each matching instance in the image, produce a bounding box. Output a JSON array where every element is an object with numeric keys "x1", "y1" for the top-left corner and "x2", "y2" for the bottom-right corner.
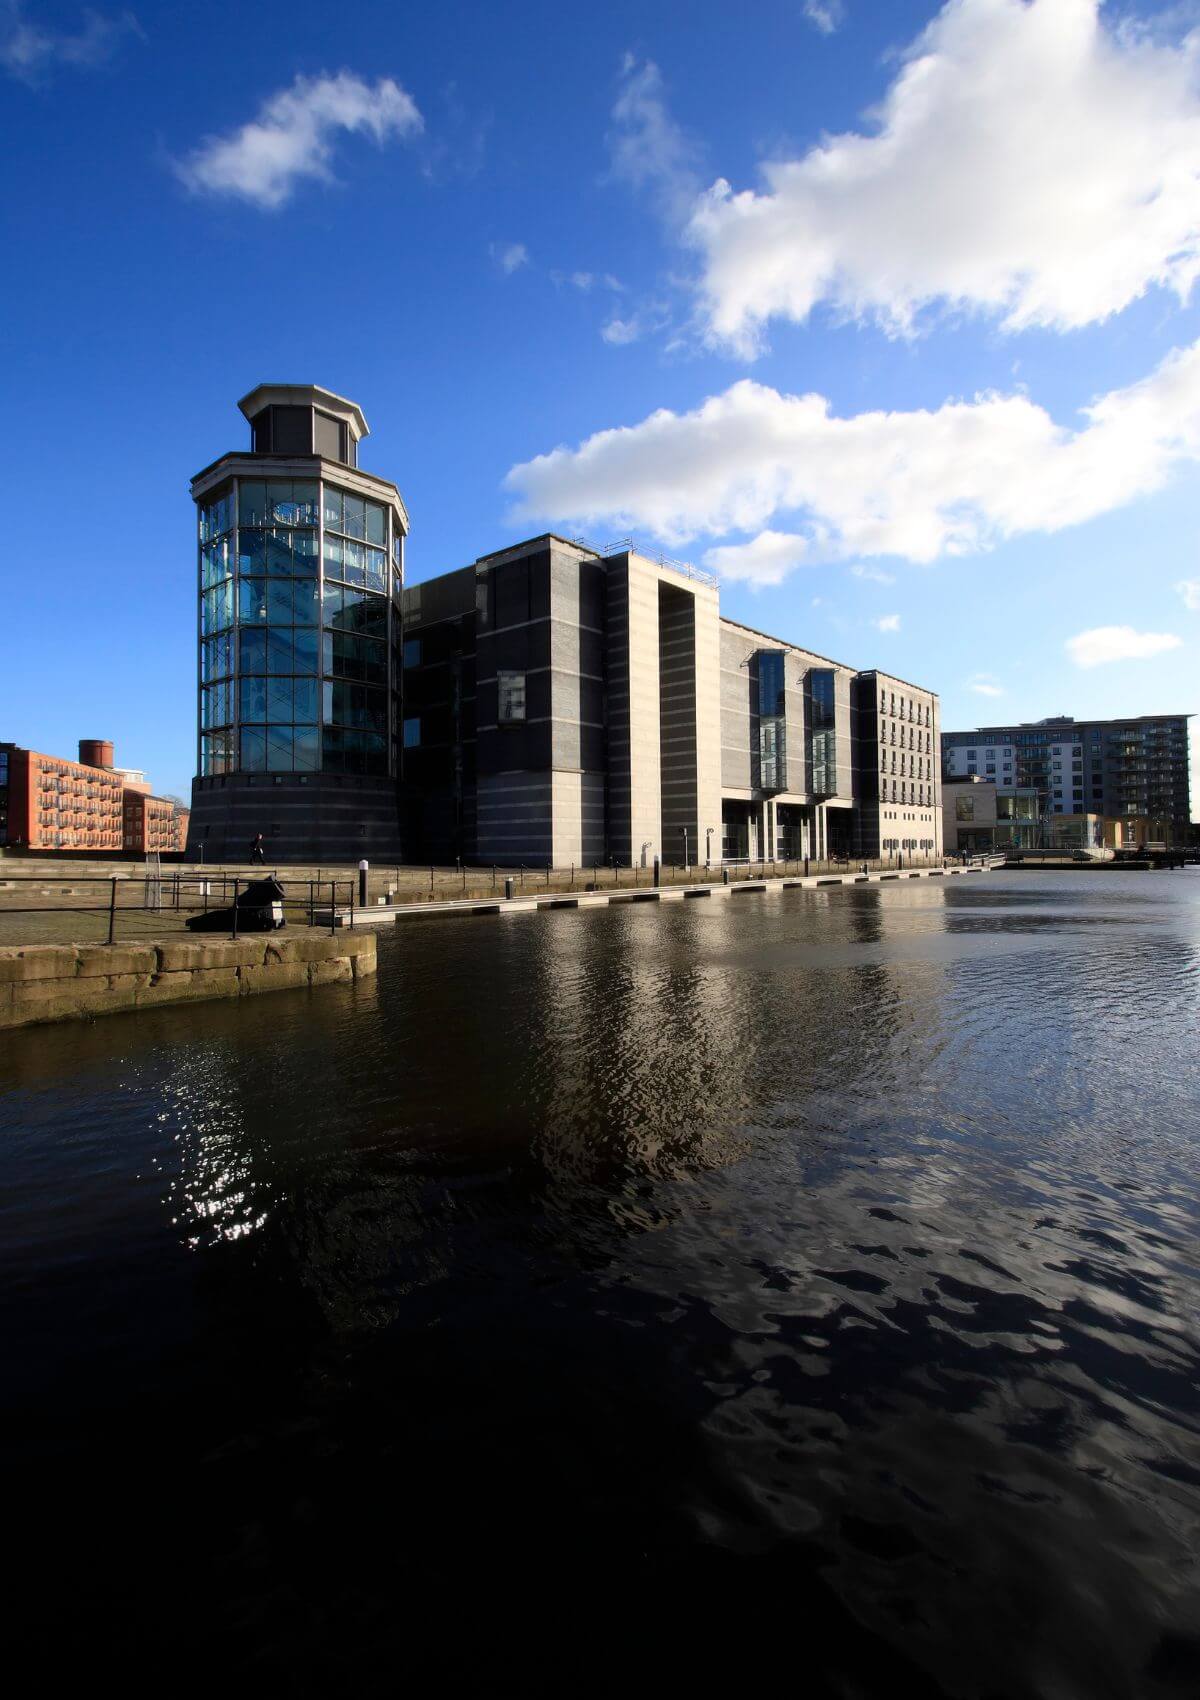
[{"x1": 5, "y1": 872, "x2": 1200, "y2": 1691}]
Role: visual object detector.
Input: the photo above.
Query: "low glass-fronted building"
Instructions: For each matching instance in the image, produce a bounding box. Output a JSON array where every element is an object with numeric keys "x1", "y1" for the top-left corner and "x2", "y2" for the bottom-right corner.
[{"x1": 188, "y1": 385, "x2": 408, "y2": 862}]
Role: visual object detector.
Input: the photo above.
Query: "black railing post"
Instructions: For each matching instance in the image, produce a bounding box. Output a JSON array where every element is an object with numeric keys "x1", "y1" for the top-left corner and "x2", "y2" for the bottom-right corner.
[
  {"x1": 232, "y1": 878, "x2": 240, "y2": 941},
  {"x1": 330, "y1": 881, "x2": 336, "y2": 937},
  {"x1": 107, "y1": 876, "x2": 117, "y2": 946}
]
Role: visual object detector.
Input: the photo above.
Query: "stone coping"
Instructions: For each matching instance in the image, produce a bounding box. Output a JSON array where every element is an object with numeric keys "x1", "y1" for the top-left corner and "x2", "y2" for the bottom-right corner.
[{"x1": 0, "y1": 930, "x2": 375, "y2": 1030}]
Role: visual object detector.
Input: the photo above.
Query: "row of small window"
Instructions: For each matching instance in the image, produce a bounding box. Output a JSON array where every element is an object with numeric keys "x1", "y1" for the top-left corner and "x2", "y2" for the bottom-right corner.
[
  {"x1": 887, "y1": 726, "x2": 930, "y2": 751},
  {"x1": 881, "y1": 783, "x2": 932, "y2": 804},
  {"x1": 200, "y1": 727, "x2": 388, "y2": 777},
  {"x1": 883, "y1": 754, "x2": 931, "y2": 777},
  {"x1": 881, "y1": 695, "x2": 931, "y2": 726},
  {"x1": 199, "y1": 481, "x2": 391, "y2": 547}
]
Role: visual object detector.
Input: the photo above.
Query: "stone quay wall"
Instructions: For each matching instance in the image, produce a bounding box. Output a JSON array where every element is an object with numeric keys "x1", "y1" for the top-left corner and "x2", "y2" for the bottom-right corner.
[{"x1": 0, "y1": 931, "x2": 376, "y2": 1030}]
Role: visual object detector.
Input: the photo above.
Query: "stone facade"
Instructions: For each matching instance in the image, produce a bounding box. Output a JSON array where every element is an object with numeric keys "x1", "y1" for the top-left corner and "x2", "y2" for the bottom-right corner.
[
  {"x1": 0, "y1": 930, "x2": 376, "y2": 1029},
  {"x1": 402, "y1": 537, "x2": 942, "y2": 866}
]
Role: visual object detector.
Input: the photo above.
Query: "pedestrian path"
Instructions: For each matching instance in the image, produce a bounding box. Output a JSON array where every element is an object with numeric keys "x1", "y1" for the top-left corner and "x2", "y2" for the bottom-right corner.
[{"x1": 322, "y1": 863, "x2": 988, "y2": 927}]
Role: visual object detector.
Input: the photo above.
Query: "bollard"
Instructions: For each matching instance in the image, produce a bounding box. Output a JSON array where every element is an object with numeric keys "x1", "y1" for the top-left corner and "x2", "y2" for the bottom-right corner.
[
  {"x1": 505, "y1": 877, "x2": 514, "y2": 901},
  {"x1": 653, "y1": 857, "x2": 661, "y2": 889},
  {"x1": 359, "y1": 859, "x2": 369, "y2": 907},
  {"x1": 804, "y1": 856, "x2": 810, "y2": 878},
  {"x1": 722, "y1": 865, "x2": 729, "y2": 886}
]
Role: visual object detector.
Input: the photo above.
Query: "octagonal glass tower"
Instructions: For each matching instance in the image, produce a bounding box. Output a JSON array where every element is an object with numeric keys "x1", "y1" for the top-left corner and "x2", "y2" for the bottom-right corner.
[{"x1": 188, "y1": 385, "x2": 409, "y2": 861}]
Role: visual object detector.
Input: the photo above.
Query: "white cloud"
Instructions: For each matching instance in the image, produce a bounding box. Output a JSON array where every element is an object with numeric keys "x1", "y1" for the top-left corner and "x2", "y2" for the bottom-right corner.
[
  {"x1": 608, "y1": 56, "x2": 701, "y2": 226},
  {"x1": 600, "y1": 314, "x2": 641, "y2": 344},
  {"x1": 1177, "y1": 577, "x2": 1200, "y2": 610},
  {"x1": 1, "y1": 2, "x2": 140, "y2": 84},
  {"x1": 175, "y1": 71, "x2": 422, "y2": 209},
  {"x1": 702, "y1": 529, "x2": 809, "y2": 586},
  {"x1": 874, "y1": 613, "x2": 901, "y2": 633},
  {"x1": 688, "y1": 0, "x2": 1200, "y2": 353},
  {"x1": 850, "y1": 562, "x2": 894, "y2": 584},
  {"x1": 968, "y1": 675, "x2": 1005, "y2": 698},
  {"x1": 1065, "y1": 626, "x2": 1184, "y2": 667},
  {"x1": 506, "y1": 336, "x2": 1200, "y2": 574},
  {"x1": 802, "y1": 1, "x2": 845, "y2": 35},
  {"x1": 492, "y1": 241, "x2": 529, "y2": 275},
  {"x1": 551, "y1": 269, "x2": 624, "y2": 293}
]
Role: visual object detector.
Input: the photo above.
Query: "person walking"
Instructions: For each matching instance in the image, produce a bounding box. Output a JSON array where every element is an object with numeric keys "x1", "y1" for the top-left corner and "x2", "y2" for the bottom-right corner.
[{"x1": 250, "y1": 833, "x2": 265, "y2": 865}]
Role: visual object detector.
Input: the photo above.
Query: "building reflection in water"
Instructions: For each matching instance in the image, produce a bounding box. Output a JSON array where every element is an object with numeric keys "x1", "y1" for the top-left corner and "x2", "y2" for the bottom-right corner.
[{"x1": 136, "y1": 884, "x2": 957, "y2": 1333}]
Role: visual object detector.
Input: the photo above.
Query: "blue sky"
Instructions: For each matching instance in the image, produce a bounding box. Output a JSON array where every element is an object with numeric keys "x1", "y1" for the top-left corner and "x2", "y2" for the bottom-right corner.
[{"x1": 1, "y1": 0, "x2": 1198, "y2": 807}]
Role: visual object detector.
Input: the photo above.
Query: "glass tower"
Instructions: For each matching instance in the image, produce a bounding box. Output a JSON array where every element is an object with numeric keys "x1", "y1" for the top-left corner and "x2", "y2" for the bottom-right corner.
[{"x1": 189, "y1": 385, "x2": 409, "y2": 861}]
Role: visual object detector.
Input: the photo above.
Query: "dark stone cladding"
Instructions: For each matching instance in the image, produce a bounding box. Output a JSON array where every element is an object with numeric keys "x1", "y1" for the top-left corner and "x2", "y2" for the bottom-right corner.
[{"x1": 187, "y1": 773, "x2": 404, "y2": 863}]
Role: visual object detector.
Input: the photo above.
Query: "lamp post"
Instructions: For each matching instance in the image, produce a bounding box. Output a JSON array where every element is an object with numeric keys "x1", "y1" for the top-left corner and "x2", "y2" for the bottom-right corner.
[
  {"x1": 705, "y1": 826, "x2": 713, "y2": 870},
  {"x1": 680, "y1": 826, "x2": 689, "y2": 871}
]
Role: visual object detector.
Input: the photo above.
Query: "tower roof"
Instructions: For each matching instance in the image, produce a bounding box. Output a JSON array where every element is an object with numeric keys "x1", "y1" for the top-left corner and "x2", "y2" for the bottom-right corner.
[{"x1": 237, "y1": 383, "x2": 369, "y2": 443}]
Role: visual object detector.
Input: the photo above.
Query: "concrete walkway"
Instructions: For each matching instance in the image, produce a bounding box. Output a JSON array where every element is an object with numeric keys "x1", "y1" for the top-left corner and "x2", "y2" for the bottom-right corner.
[{"x1": 324, "y1": 863, "x2": 989, "y2": 927}]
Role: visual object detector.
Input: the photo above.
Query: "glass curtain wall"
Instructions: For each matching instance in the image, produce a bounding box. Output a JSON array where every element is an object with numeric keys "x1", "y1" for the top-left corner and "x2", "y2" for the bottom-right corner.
[
  {"x1": 756, "y1": 650, "x2": 787, "y2": 792},
  {"x1": 808, "y1": 669, "x2": 837, "y2": 796},
  {"x1": 197, "y1": 478, "x2": 396, "y2": 779}
]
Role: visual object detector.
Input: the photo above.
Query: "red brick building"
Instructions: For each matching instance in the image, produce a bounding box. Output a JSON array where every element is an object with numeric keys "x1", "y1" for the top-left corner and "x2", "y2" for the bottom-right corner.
[
  {"x1": 122, "y1": 791, "x2": 189, "y2": 855},
  {"x1": 0, "y1": 742, "x2": 124, "y2": 852},
  {"x1": 0, "y1": 739, "x2": 185, "y2": 855}
]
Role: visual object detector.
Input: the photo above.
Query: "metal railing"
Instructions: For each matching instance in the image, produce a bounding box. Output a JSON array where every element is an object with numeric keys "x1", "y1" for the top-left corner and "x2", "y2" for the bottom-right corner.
[
  {"x1": 0, "y1": 872, "x2": 357, "y2": 944},
  {"x1": 367, "y1": 852, "x2": 950, "y2": 903}
]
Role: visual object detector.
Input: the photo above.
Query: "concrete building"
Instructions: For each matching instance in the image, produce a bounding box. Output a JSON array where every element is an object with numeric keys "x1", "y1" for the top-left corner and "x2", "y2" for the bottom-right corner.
[
  {"x1": 402, "y1": 535, "x2": 941, "y2": 866},
  {"x1": 186, "y1": 385, "x2": 408, "y2": 863},
  {"x1": 185, "y1": 384, "x2": 941, "y2": 866},
  {"x1": 942, "y1": 778, "x2": 1040, "y2": 855},
  {"x1": 941, "y1": 715, "x2": 1192, "y2": 844}
]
